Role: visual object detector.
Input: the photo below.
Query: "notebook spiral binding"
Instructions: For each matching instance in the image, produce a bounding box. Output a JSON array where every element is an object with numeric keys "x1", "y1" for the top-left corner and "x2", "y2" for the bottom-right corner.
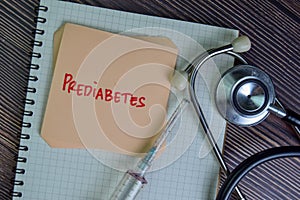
[{"x1": 12, "y1": 5, "x2": 48, "y2": 198}]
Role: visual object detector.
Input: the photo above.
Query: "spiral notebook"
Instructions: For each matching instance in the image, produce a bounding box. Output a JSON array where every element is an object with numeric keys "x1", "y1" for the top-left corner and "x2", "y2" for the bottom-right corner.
[{"x1": 13, "y1": 0, "x2": 238, "y2": 199}]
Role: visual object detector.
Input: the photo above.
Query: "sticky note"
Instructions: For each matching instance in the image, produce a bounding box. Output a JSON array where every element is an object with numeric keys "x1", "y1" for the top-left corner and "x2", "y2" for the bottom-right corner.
[{"x1": 41, "y1": 23, "x2": 178, "y2": 155}]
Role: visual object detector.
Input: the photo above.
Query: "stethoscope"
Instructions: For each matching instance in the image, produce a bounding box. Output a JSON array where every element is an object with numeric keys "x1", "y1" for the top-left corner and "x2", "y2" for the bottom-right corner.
[{"x1": 171, "y1": 36, "x2": 300, "y2": 200}]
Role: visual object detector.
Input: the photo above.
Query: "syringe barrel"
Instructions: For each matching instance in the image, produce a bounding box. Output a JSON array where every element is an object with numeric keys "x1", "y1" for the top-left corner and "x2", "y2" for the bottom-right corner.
[{"x1": 110, "y1": 170, "x2": 147, "y2": 200}]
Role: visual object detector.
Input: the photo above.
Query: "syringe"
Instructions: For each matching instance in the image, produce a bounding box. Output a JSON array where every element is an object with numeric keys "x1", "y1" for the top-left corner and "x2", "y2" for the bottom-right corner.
[{"x1": 110, "y1": 98, "x2": 190, "y2": 200}]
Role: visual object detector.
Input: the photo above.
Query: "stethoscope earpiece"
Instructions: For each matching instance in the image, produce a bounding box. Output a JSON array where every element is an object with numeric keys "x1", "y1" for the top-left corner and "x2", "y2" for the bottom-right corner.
[
  {"x1": 170, "y1": 35, "x2": 252, "y2": 91},
  {"x1": 170, "y1": 70, "x2": 188, "y2": 91},
  {"x1": 231, "y1": 35, "x2": 251, "y2": 53}
]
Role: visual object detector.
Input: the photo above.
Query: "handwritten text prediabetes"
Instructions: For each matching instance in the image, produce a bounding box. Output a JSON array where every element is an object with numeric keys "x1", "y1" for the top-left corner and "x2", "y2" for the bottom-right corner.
[{"x1": 62, "y1": 73, "x2": 146, "y2": 108}]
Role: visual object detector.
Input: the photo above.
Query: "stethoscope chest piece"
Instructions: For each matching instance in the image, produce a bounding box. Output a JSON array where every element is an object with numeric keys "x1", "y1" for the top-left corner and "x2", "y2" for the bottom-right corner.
[{"x1": 216, "y1": 65, "x2": 275, "y2": 126}]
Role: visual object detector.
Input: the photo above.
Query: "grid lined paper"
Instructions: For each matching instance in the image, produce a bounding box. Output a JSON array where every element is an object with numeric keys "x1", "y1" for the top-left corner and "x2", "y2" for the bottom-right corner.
[{"x1": 14, "y1": 0, "x2": 238, "y2": 199}]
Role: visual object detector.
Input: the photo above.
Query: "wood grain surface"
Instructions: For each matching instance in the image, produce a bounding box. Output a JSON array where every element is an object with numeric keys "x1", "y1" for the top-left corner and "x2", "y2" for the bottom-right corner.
[{"x1": 1, "y1": 0, "x2": 299, "y2": 199}]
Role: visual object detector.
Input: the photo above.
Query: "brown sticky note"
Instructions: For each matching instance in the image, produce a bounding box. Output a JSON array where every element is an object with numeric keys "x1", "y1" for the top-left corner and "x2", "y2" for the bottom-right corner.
[{"x1": 41, "y1": 23, "x2": 178, "y2": 155}]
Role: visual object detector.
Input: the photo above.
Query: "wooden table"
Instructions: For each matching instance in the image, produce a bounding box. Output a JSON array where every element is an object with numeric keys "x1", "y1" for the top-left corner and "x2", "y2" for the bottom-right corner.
[{"x1": 1, "y1": 1, "x2": 299, "y2": 199}]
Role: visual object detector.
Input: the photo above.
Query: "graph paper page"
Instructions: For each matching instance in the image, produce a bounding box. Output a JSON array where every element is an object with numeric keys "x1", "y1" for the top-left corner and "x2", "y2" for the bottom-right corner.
[{"x1": 14, "y1": 0, "x2": 238, "y2": 199}]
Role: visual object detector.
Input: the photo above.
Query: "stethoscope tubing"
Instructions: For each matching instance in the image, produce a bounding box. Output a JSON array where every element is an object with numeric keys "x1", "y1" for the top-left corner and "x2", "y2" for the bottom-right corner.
[
  {"x1": 187, "y1": 48, "x2": 248, "y2": 200},
  {"x1": 216, "y1": 146, "x2": 300, "y2": 200}
]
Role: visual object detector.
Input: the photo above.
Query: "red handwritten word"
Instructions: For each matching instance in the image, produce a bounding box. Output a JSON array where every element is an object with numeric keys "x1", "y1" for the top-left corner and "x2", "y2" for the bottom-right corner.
[{"x1": 62, "y1": 73, "x2": 146, "y2": 108}]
